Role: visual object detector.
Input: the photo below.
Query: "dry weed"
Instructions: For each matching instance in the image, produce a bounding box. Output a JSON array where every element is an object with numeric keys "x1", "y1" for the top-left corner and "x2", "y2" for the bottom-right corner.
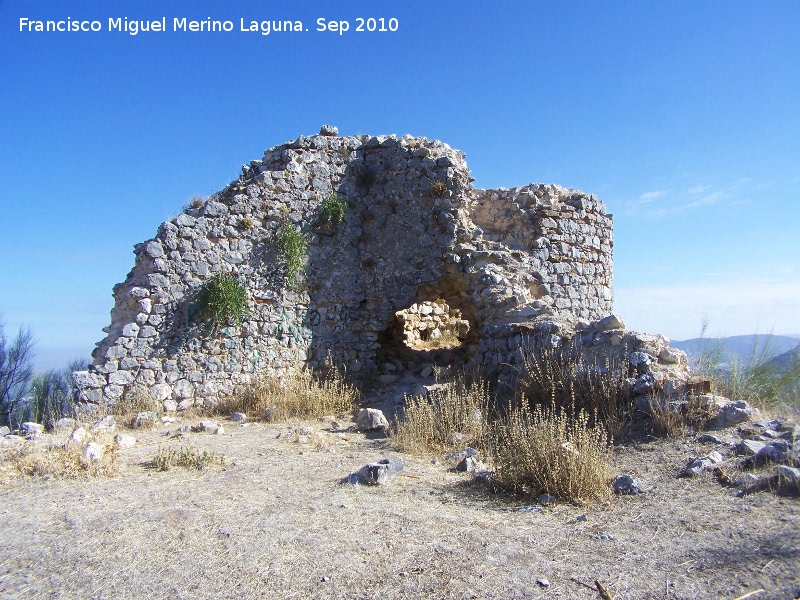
[
  {"x1": 151, "y1": 446, "x2": 224, "y2": 471},
  {"x1": 392, "y1": 376, "x2": 489, "y2": 454},
  {"x1": 517, "y1": 340, "x2": 631, "y2": 437},
  {"x1": 0, "y1": 442, "x2": 118, "y2": 484},
  {"x1": 220, "y1": 368, "x2": 358, "y2": 422},
  {"x1": 491, "y1": 404, "x2": 612, "y2": 504},
  {"x1": 649, "y1": 394, "x2": 717, "y2": 437}
]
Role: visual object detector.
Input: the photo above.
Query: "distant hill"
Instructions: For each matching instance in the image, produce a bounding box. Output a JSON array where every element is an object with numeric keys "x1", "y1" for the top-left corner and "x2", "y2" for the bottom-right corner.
[
  {"x1": 764, "y1": 344, "x2": 800, "y2": 397},
  {"x1": 670, "y1": 334, "x2": 800, "y2": 366}
]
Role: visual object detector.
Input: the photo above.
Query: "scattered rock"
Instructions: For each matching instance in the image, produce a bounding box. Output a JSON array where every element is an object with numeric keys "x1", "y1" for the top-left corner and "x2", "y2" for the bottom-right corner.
[
  {"x1": 92, "y1": 415, "x2": 116, "y2": 434},
  {"x1": 214, "y1": 426, "x2": 225, "y2": 435},
  {"x1": 734, "y1": 473, "x2": 761, "y2": 487},
  {"x1": 456, "y1": 455, "x2": 485, "y2": 473},
  {"x1": 0, "y1": 426, "x2": 10, "y2": 437},
  {"x1": 163, "y1": 399, "x2": 177, "y2": 413},
  {"x1": 298, "y1": 426, "x2": 315, "y2": 436},
  {"x1": 537, "y1": 578, "x2": 550, "y2": 588},
  {"x1": 132, "y1": 411, "x2": 159, "y2": 429},
  {"x1": 195, "y1": 420, "x2": 219, "y2": 433},
  {"x1": 774, "y1": 465, "x2": 800, "y2": 487},
  {"x1": 230, "y1": 412, "x2": 247, "y2": 422},
  {"x1": 684, "y1": 451, "x2": 724, "y2": 476},
  {"x1": 21, "y1": 422, "x2": 43, "y2": 439},
  {"x1": 737, "y1": 439, "x2": 766, "y2": 456},
  {"x1": 82, "y1": 442, "x2": 104, "y2": 462},
  {"x1": 176, "y1": 399, "x2": 194, "y2": 411},
  {"x1": 319, "y1": 124, "x2": 338, "y2": 136},
  {"x1": 755, "y1": 441, "x2": 790, "y2": 465},
  {"x1": 697, "y1": 433, "x2": 728, "y2": 445},
  {"x1": 515, "y1": 505, "x2": 544, "y2": 513},
  {"x1": 357, "y1": 457, "x2": 404, "y2": 485},
  {"x1": 114, "y1": 434, "x2": 136, "y2": 448},
  {"x1": 71, "y1": 427, "x2": 88, "y2": 443},
  {"x1": 709, "y1": 400, "x2": 753, "y2": 428},
  {"x1": 446, "y1": 447, "x2": 479, "y2": 466},
  {"x1": 537, "y1": 493, "x2": 557, "y2": 505},
  {"x1": 612, "y1": 474, "x2": 644, "y2": 495},
  {"x1": 51, "y1": 417, "x2": 77, "y2": 431},
  {"x1": 356, "y1": 408, "x2": 389, "y2": 432}
]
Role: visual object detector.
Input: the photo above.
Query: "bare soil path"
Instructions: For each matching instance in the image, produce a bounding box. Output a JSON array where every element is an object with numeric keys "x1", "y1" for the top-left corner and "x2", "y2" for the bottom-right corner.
[{"x1": 1, "y1": 417, "x2": 798, "y2": 600}]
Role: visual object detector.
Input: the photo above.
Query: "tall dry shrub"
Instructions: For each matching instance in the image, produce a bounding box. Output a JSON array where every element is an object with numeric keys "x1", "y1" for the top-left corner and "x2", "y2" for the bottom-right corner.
[
  {"x1": 490, "y1": 404, "x2": 612, "y2": 503},
  {"x1": 517, "y1": 339, "x2": 631, "y2": 437},
  {"x1": 392, "y1": 375, "x2": 490, "y2": 454}
]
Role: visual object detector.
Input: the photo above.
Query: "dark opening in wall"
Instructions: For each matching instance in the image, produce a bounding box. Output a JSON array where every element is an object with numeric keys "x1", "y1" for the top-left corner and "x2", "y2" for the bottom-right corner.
[
  {"x1": 395, "y1": 299, "x2": 468, "y2": 350},
  {"x1": 375, "y1": 290, "x2": 480, "y2": 378}
]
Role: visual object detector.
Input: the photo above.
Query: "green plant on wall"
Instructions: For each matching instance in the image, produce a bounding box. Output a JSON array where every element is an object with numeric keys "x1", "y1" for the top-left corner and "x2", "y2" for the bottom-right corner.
[
  {"x1": 319, "y1": 193, "x2": 348, "y2": 229},
  {"x1": 195, "y1": 273, "x2": 249, "y2": 329},
  {"x1": 275, "y1": 221, "x2": 308, "y2": 289}
]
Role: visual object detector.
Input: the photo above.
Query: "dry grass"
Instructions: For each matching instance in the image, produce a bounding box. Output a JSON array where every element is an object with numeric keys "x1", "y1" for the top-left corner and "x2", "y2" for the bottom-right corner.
[
  {"x1": 517, "y1": 341, "x2": 632, "y2": 438},
  {"x1": 0, "y1": 420, "x2": 798, "y2": 599},
  {"x1": 490, "y1": 405, "x2": 612, "y2": 503},
  {"x1": 219, "y1": 368, "x2": 359, "y2": 422},
  {"x1": 391, "y1": 376, "x2": 489, "y2": 454},
  {"x1": 0, "y1": 442, "x2": 117, "y2": 484}
]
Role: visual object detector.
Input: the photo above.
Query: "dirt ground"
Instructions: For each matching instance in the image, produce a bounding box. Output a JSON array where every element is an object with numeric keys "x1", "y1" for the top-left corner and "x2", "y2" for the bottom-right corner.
[{"x1": 1, "y1": 415, "x2": 798, "y2": 600}]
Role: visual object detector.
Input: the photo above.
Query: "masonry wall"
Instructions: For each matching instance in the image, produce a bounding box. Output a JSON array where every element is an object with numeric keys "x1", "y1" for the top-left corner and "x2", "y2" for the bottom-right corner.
[{"x1": 73, "y1": 128, "x2": 621, "y2": 410}]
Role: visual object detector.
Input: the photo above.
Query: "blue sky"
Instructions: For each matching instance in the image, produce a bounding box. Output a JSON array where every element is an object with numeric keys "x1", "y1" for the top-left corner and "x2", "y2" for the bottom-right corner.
[{"x1": 1, "y1": 1, "x2": 798, "y2": 370}]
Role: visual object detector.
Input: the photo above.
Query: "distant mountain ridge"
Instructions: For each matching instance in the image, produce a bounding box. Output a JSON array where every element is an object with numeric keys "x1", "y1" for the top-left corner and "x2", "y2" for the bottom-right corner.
[{"x1": 670, "y1": 334, "x2": 800, "y2": 366}]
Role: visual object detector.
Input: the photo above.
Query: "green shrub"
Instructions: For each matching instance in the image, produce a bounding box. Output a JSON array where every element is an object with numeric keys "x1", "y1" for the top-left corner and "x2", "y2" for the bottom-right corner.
[
  {"x1": 196, "y1": 273, "x2": 248, "y2": 329},
  {"x1": 152, "y1": 446, "x2": 224, "y2": 471},
  {"x1": 275, "y1": 222, "x2": 308, "y2": 290},
  {"x1": 319, "y1": 193, "x2": 348, "y2": 228}
]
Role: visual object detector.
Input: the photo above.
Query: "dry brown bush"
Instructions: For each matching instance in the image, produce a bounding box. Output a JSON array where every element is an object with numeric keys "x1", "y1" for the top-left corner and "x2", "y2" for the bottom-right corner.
[
  {"x1": 490, "y1": 404, "x2": 612, "y2": 504},
  {"x1": 218, "y1": 368, "x2": 359, "y2": 422},
  {"x1": 517, "y1": 340, "x2": 631, "y2": 438},
  {"x1": 391, "y1": 376, "x2": 490, "y2": 454}
]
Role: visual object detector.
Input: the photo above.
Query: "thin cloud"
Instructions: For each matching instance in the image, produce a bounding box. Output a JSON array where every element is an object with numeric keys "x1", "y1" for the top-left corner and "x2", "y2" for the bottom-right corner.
[
  {"x1": 638, "y1": 190, "x2": 667, "y2": 203},
  {"x1": 624, "y1": 179, "x2": 761, "y2": 220}
]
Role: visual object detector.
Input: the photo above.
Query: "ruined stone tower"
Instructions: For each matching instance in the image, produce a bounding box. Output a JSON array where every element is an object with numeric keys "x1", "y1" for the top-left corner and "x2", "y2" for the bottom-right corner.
[{"x1": 73, "y1": 126, "x2": 625, "y2": 410}]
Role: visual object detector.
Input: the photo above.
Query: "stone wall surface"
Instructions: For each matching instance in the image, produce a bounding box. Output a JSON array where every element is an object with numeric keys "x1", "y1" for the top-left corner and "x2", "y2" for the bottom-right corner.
[{"x1": 72, "y1": 126, "x2": 687, "y2": 411}]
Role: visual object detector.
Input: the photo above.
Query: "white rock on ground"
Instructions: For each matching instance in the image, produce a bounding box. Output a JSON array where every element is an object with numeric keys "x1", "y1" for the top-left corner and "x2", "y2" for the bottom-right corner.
[
  {"x1": 82, "y1": 442, "x2": 104, "y2": 462},
  {"x1": 356, "y1": 408, "x2": 389, "y2": 432},
  {"x1": 114, "y1": 434, "x2": 136, "y2": 448}
]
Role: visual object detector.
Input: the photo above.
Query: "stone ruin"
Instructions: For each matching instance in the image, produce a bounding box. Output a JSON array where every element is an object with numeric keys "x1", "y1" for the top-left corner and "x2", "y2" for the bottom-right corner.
[{"x1": 73, "y1": 125, "x2": 691, "y2": 411}]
